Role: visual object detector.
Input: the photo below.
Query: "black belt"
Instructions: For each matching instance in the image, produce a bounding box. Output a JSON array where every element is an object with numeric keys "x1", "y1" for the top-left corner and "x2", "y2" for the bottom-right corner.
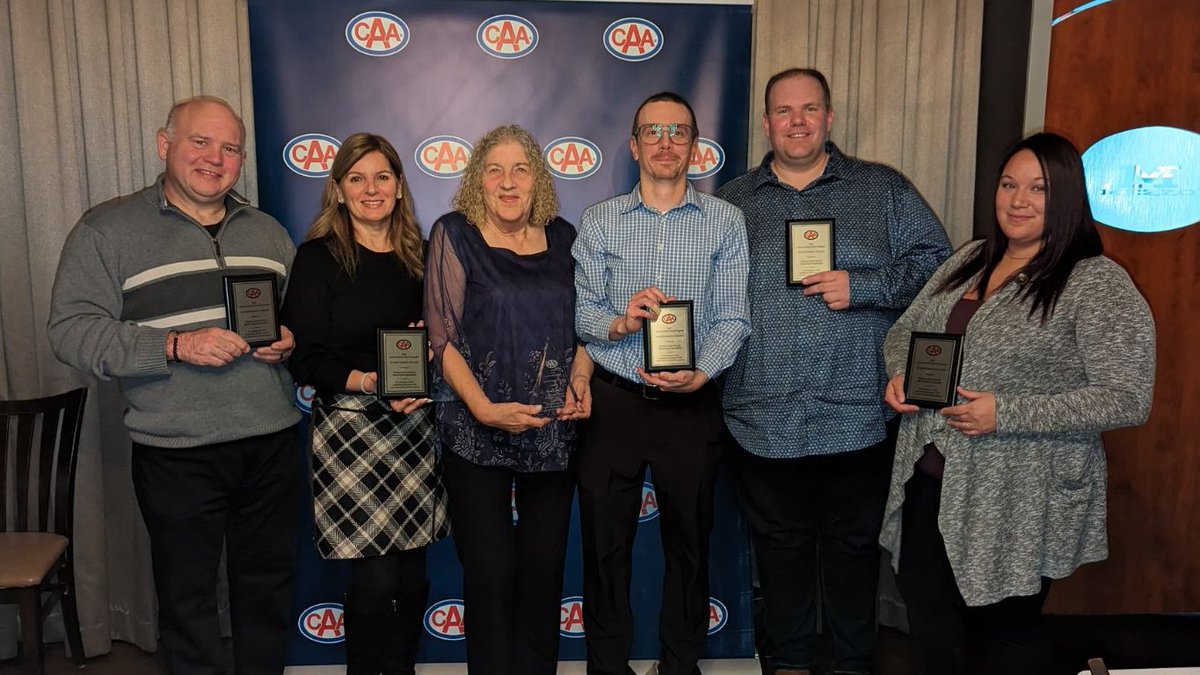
[{"x1": 593, "y1": 366, "x2": 677, "y2": 401}]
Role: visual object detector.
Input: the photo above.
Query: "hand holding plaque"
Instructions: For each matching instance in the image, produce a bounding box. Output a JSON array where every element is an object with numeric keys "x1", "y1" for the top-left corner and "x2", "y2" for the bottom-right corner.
[
  {"x1": 787, "y1": 219, "x2": 836, "y2": 285},
  {"x1": 902, "y1": 332, "x2": 964, "y2": 409},
  {"x1": 642, "y1": 300, "x2": 696, "y2": 372},
  {"x1": 377, "y1": 327, "x2": 430, "y2": 399},
  {"x1": 223, "y1": 273, "x2": 281, "y2": 348}
]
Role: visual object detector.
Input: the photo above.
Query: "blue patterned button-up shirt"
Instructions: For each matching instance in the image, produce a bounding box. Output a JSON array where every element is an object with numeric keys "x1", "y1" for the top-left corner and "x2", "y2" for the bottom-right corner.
[
  {"x1": 573, "y1": 184, "x2": 751, "y2": 383},
  {"x1": 716, "y1": 145, "x2": 951, "y2": 458}
]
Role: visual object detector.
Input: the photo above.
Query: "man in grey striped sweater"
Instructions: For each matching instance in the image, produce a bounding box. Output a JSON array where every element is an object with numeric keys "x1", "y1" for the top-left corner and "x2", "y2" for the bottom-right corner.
[{"x1": 49, "y1": 96, "x2": 300, "y2": 675}]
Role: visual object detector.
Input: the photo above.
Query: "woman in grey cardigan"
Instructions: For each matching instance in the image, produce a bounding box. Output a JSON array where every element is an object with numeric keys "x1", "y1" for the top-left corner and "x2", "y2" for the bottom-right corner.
[{"x1": 880, "y1": 133, "x2": 1155, "y2": 675}]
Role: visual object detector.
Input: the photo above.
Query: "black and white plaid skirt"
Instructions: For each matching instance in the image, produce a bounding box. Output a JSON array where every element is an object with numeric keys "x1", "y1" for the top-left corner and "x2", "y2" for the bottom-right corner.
[{"x1": 310, "y1": 394, "x2": 450, "y2": 559}]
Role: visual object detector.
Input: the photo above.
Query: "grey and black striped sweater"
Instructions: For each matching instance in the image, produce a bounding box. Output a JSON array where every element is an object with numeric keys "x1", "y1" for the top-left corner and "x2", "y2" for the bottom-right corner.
[{"x1": 49, "y1": 177, "x2": 300, "y2": 447}]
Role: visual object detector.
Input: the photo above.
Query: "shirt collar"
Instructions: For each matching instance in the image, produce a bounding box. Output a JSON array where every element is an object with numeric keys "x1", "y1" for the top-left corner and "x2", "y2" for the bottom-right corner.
[
  {"x1": 618, "y1": 181, "x2": 704, "y2": 216},
  {"x1": 153, "y1": 173, "x2": 249, "y2": 215},
  {"x1": 750, "y1": 142, "x2": 849, "y2": 190}
]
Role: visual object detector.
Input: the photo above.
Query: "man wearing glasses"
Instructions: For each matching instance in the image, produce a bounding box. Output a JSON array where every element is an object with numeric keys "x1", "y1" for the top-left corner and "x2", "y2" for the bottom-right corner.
[
  {"x1": 715, "y1": 68, "x2": 950, "y2": 675},
  {"x1": 572, "y1": 91, "x2": 750, "y2": 675}
]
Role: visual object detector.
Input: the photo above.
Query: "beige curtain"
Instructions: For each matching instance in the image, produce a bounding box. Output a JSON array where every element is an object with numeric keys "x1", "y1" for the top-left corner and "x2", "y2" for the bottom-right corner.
[
  {"x1": 749, "y1": 0, "x2": 983, "y2": 246},
  {"x1": 0, "y1": 0, "x2": 256, "y2": 658}
]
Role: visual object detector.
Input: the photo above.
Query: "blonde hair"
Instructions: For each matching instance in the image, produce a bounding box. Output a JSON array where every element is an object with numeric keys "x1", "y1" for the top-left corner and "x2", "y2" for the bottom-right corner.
[
  {"x1": 305, "y1": 133, "x2": 423, "y2": 279},
  {"x1": 452, "y1": 125, "x2": 559, "y2": 229}
]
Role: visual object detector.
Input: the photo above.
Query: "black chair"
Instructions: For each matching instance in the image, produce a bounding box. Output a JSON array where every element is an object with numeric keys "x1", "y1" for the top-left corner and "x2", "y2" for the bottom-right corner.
[{"x1": 0, "y1": 388, "x2": 88, "y2": 673}]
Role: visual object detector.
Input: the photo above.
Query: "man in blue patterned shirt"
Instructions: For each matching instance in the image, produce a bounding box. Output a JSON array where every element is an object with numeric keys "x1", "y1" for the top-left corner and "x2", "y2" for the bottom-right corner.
[
  {"x1": 573, "y1": 92, "x2": 751, "y2": 675},
  {"x1": 715, "y1": 69, "x2": 951, "y2": 675}
]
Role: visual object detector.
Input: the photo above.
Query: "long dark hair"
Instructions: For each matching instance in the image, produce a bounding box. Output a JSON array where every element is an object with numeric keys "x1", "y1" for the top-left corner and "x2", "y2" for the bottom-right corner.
[{"x1": 936, "y1": 132, "x2": 1103, "y2": 322}]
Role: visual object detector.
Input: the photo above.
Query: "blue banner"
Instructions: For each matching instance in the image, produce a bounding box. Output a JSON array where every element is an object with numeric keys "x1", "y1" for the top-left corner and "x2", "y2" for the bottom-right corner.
[{"x1": 248, "y1": 0, "x2": 753, "y2": 665}]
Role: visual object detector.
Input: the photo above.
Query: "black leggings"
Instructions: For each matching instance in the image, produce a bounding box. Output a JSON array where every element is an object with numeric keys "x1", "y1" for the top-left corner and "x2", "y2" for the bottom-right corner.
[
  {"x1": 347, "y1": 548, "x2": 428, "y2": 612},
  {"x1": 897, "y1": 470, "x2": 1052, "y2": 675}
]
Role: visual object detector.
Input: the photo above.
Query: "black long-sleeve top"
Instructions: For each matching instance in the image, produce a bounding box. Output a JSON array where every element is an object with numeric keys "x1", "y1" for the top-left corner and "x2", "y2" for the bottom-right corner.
[{"x1": 283, "y1": 238, "x2": 423, "y2": 399}]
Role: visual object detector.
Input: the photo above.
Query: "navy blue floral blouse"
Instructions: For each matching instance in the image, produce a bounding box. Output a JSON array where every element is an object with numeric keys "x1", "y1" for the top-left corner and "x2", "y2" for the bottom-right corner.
[{"x1": 424, "y1": 211, "x2": 578, "y2": 472}]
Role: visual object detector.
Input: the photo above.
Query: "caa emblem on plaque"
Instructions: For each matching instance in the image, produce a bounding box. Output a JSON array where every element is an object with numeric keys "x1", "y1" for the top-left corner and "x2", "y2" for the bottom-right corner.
[
  {"x1": 688, "y1": 138, "x2": 725, "y2": 180},
  {"x1": 424, "y1": 599, "x2": 467, "y2": 640},
  {"x1": 345, "y1": 11, "x2": 409, "y2": 56},
  {"x1": 639, "y1": 482, "x2": 659, "y2": 522},
  {"x1": 416, "y1": 136, "x2": 472, "y2": 179},
  {"x1": 298, "y1": 603, "x2": 344, "y2": 644},
  {"x1": 477, "y1": 15, "x2": 538, "y2": 59},
  {"x1": 804, "y1": 230, "x2": 820, "y2": 240},
  {"x1": 245, "y1": 287, "x2": 261, "y2": 299},
  {"x1": 396, "y1": 339, "x2": 411, "y2": 350},
  {"x1": 544, "y1": 137, "x2": 603, "y2": 180},
  {"x1": 559, "y1": 596, "x2": 586, "y2": 637},
  {"x1": 926, "y1": 345, "x2": 942, "y2": 357},
  {"x1": 661, "y1": 313, "x2": 677, "y2": 325},
  {"x1": 283, "y1": 134, "x2": 340, "y2": 178},
  {"x1": 708, "y1": 597, "x2": 728, "y2": 635},
  {"x1": 294, "y1": 384, "x2": 316, "y2": 414},
  {"x1": 603, "y1": 18, "x2": 663, "y2": 62}
]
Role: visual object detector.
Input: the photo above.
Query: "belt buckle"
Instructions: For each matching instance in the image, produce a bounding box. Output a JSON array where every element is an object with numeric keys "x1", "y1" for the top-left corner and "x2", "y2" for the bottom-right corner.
[{"x1": 642, "y1": 384, "x2": 662, "y2": 401}]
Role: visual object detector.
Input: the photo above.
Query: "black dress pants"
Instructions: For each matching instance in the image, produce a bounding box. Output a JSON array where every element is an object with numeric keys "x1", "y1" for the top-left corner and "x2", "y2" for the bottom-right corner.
[
  {"x1": 576, "y1": 371, "x2": 723, "y2": 675},
  {"x1": 131, "y1": 426, "x2": 299, "y2": 675},
  {"x1": 728, "y1": 423, "x2": 894, "y2": 675},
  {"x1": 897, "y1": 469, "x2": 1052, "y2": 675},
  {"x1": 441, "y1": 451, "x2": 575, "y2": 675}
]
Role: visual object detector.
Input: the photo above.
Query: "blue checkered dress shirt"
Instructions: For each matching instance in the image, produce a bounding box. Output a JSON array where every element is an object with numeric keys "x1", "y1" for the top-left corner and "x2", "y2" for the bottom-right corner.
[
  {"x1": 573, "y1": 183, "x2": 751, "y2": 382},
  {"x1": 716, "y1": 145, "x2": 952, "y2": 458}
]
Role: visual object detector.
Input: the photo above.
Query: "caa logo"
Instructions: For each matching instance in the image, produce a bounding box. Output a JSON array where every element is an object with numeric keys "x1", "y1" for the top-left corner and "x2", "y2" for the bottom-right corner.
[
  {"x1": 603, "y1": 18, "x2": 663, "y2": 62},
  {"x1": 345, "y1": 11, "x2": 409, "y2": 56},
  {"x1": 294, "y1": 384, "x2": 316, "y2": 414},
  {"x1": 284, "y1": 134, "x2": 340, "y2": 178},
  {"x1": 477, "y1": 15, "x2": 538, "y2": 59},
  {"x1": 661, "y1": 313, "x2": 677, "y2": 325},
  {"x1": 639, "y1": 482, "x2": 659, "y2": 523},
  {"x1": 416, "y1": 136, "x2": 472, "y2": 179},
  {"x1": 688, "y1": 138, "x2": 725, "y2": 180},
  {"x1": 707, "y1": 597, "x2": 728, "y2": 635},
  {"x1": 926, "y1": 345, "x2": 942, "y2": 357},
  {"x1": 425, "y1": 599, "x2": 467, "y2": 641},
  {"x1": 559, "y1": 596, "x2": 586, "y2": 638},
  {"x1": 544, "y1": 137, "x2": 603, "y2": 180},
  {"x1": 804, "y1": 230, "x2": 820, "y2": 241},
  {"x1": 298, "y1": 603, "x2": 344, "y2": 644},
  {"x1": 396, "y1": 339, "x2": 412, "y2": 350},
  {"x1": 244, "y1": 287, "x2": 261, "y2": 299}
]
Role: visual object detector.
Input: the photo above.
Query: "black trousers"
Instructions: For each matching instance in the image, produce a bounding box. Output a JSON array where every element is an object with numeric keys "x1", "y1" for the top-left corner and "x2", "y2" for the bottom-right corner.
[
  {"x1": 343, "y1": 550, "x2": 429, "y2": 675},
  {"x1": 576, "y1": 372, "x2": 724, "y2": 675},
  {"x1": 131, "y1": 426, "x2": 299, "y2": 675},
  {"x1": 441, "y1": 451, "x2": 575, "y2": 675},
  {"x1": 728, "y1": 424, "x2": 894, "y2": 675},
  {"x1": 897, "y1": 470, "x2": 1052, "y2": 675}
]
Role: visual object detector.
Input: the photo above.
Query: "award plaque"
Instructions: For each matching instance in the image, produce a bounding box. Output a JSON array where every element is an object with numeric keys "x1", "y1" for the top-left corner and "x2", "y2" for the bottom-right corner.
[
  {"x1": 223, "y1": 273, "x2": 281, "y2": 348},
  {"x1": 903, "y1": 332, "x2": 965, "y2": 409},
  {"x1": 529, "y1": 343, "x2": 570, "y2": 417},
  {"x1": 642, "y1": 300, "x2": 696, "y2": 372},
  {"x1": 787, "y1": 219, "x2": 836, "y2": 285},
  {"x1": 377, "y1": 328, "x2": 430, "y2": 399}
]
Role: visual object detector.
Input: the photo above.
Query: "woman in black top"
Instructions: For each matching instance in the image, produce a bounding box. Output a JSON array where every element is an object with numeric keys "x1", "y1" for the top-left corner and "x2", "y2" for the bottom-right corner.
[{"x1": 284, "y1": 133, "x2": 448, "y2": 674}]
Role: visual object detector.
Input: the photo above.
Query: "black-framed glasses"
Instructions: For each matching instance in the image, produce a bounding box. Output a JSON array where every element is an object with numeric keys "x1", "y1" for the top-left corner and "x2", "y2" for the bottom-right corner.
[{"x1": 635, "y1": 123, "x2": 695, "y2": 145}]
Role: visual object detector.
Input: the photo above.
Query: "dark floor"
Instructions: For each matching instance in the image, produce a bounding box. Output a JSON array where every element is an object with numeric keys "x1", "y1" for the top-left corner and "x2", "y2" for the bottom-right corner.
[{"x1": 3, "y1": 615, "x2": 1199, "y2": 674}]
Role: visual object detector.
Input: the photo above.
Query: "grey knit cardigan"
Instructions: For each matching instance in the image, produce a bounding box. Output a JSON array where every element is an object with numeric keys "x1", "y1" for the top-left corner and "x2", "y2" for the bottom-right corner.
[{"x1": 880, "y1": 240, "x2": 1155, "y2": 606}]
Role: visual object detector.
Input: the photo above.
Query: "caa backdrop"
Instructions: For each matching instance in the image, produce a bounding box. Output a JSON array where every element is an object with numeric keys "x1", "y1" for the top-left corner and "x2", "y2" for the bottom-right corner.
[{"x1": 247, "y1": 0, "x2": 753, "y2": 665}]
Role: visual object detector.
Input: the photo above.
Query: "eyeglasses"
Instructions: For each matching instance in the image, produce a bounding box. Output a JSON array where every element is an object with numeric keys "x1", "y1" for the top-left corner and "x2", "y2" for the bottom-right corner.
[{"x1": 635, "y1": 123, "x2": 695, "y2": 145}]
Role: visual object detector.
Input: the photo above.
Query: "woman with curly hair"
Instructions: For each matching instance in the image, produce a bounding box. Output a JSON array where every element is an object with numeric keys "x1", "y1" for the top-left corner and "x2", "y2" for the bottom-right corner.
[
  {"x1": 283, "y1": 133, "x2": 449, "y2": 674},
  {"x1": 424, "y1": 125, "x2": 592, "y2": 674}
]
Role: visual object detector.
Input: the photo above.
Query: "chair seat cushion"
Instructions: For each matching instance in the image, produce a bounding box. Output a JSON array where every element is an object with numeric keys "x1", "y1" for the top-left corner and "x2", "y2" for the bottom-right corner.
[{"x1": 0, "y1": 533, "x2": 68, "y2": 587}]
